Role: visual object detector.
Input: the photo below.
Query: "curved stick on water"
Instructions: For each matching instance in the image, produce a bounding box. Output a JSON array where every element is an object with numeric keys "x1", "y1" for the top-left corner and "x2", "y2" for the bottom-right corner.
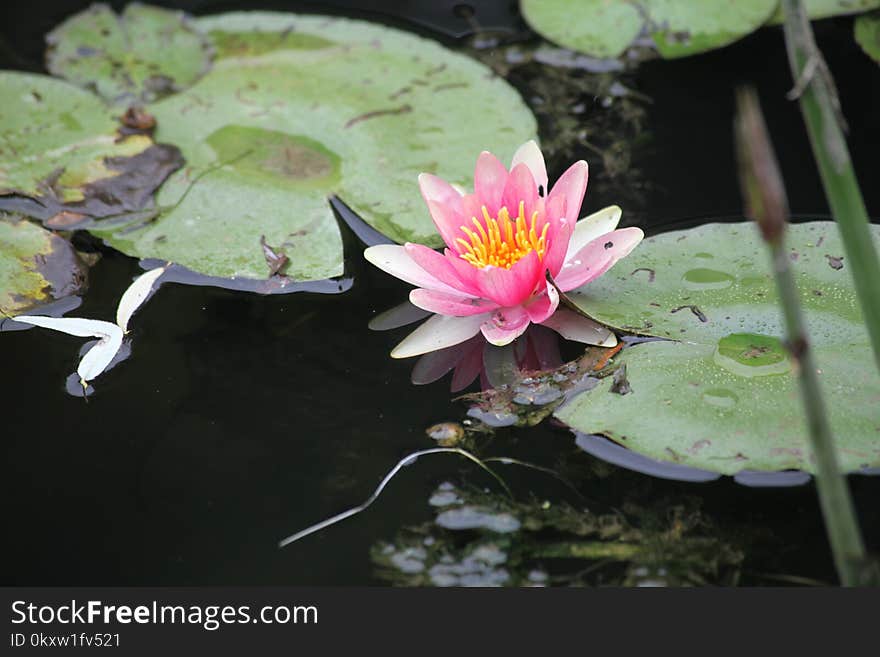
[{"x1": 278, "y1": 447, "x2": 512, "y2": 548}]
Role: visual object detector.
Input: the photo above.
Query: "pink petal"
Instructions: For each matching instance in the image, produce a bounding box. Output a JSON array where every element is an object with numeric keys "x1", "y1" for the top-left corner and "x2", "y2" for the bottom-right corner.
[
  {"x1": 411, "y1": 336, "x2": 478, "y2": 385},
  {"x1": 476, "y1": 250, "x2": 543, "y2": 307},
  {"x1": 540, "y1": 308, "x2": 617, "y2": 347},
  {"x1": 541, "y1": 194, "x2": 574, "y2": 278},
  {"x1": 502, "y1": 163, "x2": 539, "y2": 219},
  {"x1": 410, "y1": 288, "x2": 499, "y2": 316},
  {"x1": 524, "y1": 280, "x2": 559, "y2": 324},
  {"x1": 364, "y1": 244, "x2": 462, "y2": 294},
  {"x1": 419, "y1": 174, "x2": 466, "y2": 250},
  {"x1": 404, "y1": 242, "x2": 475, "y2": 296},
  {"x1": 564, "y1": 205, "x2": 622, "y2": 263},
  {"x1": 480, "y1": 306, "x2": 531, "y2": 346},
  {"x1": 450, "y1": 337, "x2": 485, "y2": 391},
  {"x1": 510, "y1": 140, "x2": 548, "y2": 196},
  {"x1": 547, "y1": 160, "x2": 589, "y2": 223},
  {"x1": 554, "y1": 227, "x2": 644, "y2": 292},
  {"x1": 474, "y1": 151, "x2": 508, "y2": 216},
  {"x1": 526, "y1": 324, "x2": 564, "y2": 369},
  {"x1": 391, "y1": 313, "x2": 490, "y2": 359}
]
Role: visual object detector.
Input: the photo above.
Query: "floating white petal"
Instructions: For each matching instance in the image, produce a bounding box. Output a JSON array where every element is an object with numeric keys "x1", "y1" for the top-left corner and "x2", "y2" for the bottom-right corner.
[
  {"x1": 540, "y1": 308, "x2": 617, "y2": 347},
  {"x1": 116, "y1": 266, "x2": 166, "y2": 333},
  {"x1": 12, "y1": 315, "x2": 124, "y2": 384},
  {"x1": 391, "y1": 313, "x2": 490, "y2": 359},
  {"x1": 564, "y1": 205, "x2": 623, "y2": 263}
]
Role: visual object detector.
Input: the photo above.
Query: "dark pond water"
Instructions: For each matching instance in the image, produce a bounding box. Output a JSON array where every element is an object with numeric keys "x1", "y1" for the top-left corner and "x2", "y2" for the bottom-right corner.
[{"x1": 2, "y1": 1, "x2": 879, "y2": 586}]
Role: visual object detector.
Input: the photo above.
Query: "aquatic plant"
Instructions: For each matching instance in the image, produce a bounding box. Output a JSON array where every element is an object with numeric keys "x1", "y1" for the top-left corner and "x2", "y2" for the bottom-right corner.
[{"x1": 365, "y1": 141, "x2": 643, "y2": 357}]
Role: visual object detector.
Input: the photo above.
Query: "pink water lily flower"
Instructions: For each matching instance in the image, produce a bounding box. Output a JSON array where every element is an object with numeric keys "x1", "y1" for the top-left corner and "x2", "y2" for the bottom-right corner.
[{"x1": 365, "y1": 141, "x2": 644, "y2": 358}]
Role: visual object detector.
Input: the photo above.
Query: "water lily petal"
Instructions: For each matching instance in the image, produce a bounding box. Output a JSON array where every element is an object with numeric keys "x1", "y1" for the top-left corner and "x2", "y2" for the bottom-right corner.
[
  {"x1": 476, "y1": 249, "x2": 543, "y2": 307},
  {"x1": 391, "y1": 313, "x2": 489, "y2": 359},
  {"x1": 364, "y1": 244, "x2": 461, "y2": 294},
  {"x1": 564, "y1": 205, "x2": 622, "y2": 263},
  {"x1": 526, "y1": 324, "x2": 564, "y2": 369},
  {"x1": 542, "y1": 196, "x2": 574, "y2": 278},
  {"x1": 116, "y1": 265, "x2": 166, "y2": 333},
  {"x1": 524, "y1": 280, "x2": 559, "y2": 324},
  {"x1": 547, "y1": 159, "x2": 588, "y2": 222},
  {"x1": 510, "y1": 140, "x2": 548, "y2": 196},
  {"x1": 450, "y1": 337, "x2": 485, "y2": 391},
  {"x1": 502, "y1": 162, "x2": 539, "y2": 219},
  {"x1": 419, "y1": 173, "x2": 466, "y2": 249},
  {"x1": 411, "y1": 337, "x2": 476, "y2": 385},
  {"x1": 480, "y1": 305, "x2": 531, "y2": 346},
  {"x1": 554, "y1": 227, "x2": 644, "y2": 291},
  {"x1": 410, "y1": 288, "x2": 498, "y2": 316},
  {"x1": 404, "y1": 242, "x2": 476, "y2": 296},
  {"x1": 540, "y1": 308, "x2": 617, "y2": 347},
  {"x1": 474, "y1": 151, "x2": 508, "y2": 216},
  {"x1": 368, "y1": 301, "x2": 432, "y2": 331}
]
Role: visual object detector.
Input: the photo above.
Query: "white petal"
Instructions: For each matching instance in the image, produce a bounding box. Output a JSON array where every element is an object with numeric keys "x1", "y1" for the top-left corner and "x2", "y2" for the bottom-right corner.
[
  {"x1": 564, "y1": 205, "x2": 623, "y2": 263},
  {"x1": 368, "y1": 301, "x2": 432, "y2": 331},
  {"x1": 116, "y1": 266, "x2": 166, "y2": 333},
  {"x1": 77, "y1": 326, "x2": 124, "y2": 382},
  {"x1": 540, "y1": 308, "x2": 617, "y2": 347},
  {"x1": 364, "y1": 244, "x2": 461, "y2": 294},
  {"x1": 12, "y1": 315, "x2": 120, "y2": 339},
  {"x1": 391, "y1": 313, "x2": 490, "y2": 359},
  {"x1": 510, "y1": 140, "x2": 548, "y2": 195},
  {"x1": 12, "y1": 316, "x2": 124, "y2": 384}
]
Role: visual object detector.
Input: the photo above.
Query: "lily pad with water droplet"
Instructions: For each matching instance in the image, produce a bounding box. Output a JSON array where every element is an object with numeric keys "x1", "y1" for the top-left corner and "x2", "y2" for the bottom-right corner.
[
  {"x1": 89, "y1": 11, "x2": 537, "y2": 282},
  {"x1": 521, "y1": 0, "x2": 778, "y2": 60},
  {"x1": 0, "y1": 218, "x2": 87, "y2": 317},
  {"x1": 46, "y1": 2, "x2": 213, "y2": 105},
  {"x1": 555, "y1": 222, "x2": 880, "y2": 474}
]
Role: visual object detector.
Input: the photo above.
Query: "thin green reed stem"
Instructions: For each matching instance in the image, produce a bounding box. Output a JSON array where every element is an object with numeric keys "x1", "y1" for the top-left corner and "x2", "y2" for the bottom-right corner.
[
  {"x1": 735, "y1": 88, "x2": 867, "y2": 586},
  {"x1": 782, "y1": 0, "x2": 880, "y2": 375}
]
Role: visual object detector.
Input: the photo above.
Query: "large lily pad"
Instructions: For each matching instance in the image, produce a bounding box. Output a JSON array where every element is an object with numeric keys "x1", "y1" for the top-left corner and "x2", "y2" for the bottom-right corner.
[
  {"x1": 0, "y1": 72, "x2": 183, "y2": 223},
  {"x1": 0, "y1": 218, "x2": 87, "y2": 316},
  {"x1": 855, "y1": 11, "x2": 880, "y2": 63},
  {"x1": 555, "y1": 222, "x2": 880, "y2": 475},
  {"x1": 521, "y1": 0, "x2": 778, "y2": 60},
  {"x1": 46, "y1": 3, "x2": 212, "y2": 105},
  {"x1": 767, "y1": 0, "x2": 880, "y2": 24},
  {"x1": 89, "y1": 12, "x2": 536, "y2": 282}
]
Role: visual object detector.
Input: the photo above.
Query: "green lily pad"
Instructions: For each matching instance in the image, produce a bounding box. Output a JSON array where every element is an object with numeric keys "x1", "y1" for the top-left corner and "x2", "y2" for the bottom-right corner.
[
  {"x1": 855, "y1": 11, "x2": 880, "y2": 62},
  {"x1": 767, "y1": 0, "x2": 880, "y2": 24},
  {"x1": 90, "y1": 12, "x2": 536, "y2": 282},
  {"x1": 521, "y1": 0, "x2": 778, "y2": 60},
  {"x1": 555, "y1": 222, "x2": 880, "y2": 474},
  {"x1": 0, "y1": 72, "x2": 183, "y2": 223},
  {"x1": 46, "y1": 2, "x2": 213, "y2": 105},
  {"x1": 0, "y1": 218, "x2": 87, "y2": 316}
]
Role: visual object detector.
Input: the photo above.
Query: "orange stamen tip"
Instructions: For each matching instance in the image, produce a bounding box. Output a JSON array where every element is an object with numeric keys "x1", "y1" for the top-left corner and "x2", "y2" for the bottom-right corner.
[{"x1": 457, "y1": 203, "x2": 547, "y2": 269}]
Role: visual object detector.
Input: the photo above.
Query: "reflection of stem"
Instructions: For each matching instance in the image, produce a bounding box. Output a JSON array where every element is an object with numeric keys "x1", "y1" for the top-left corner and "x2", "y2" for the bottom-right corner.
[
  {"x1": 782, "y1": 0, "x2": 880, "y2": 375},
  {"x1": 533, "y1": 541, "x2": 640, "y2": 560},
  {"x1": 735, "y1": 87, "x2": 869, "y2": 586},
  {"x1": 278, "y1": 447, "x2": 512, "y2": 548}
]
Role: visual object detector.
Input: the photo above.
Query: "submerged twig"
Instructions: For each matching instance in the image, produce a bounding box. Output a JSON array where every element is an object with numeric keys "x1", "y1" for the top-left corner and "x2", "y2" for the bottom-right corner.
[
  {"x1": 735, "y1": 86, "x2": 869, "y2": 586},
  {"x1": 278, "y1": 447, "x2": 512, "y2": 548}
]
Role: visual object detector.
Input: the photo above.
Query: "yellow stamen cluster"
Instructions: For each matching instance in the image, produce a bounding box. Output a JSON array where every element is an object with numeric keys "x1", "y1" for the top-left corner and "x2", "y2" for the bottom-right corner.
[{"x1": 456, "y1": 201, "x2": 548, "y2": 269}]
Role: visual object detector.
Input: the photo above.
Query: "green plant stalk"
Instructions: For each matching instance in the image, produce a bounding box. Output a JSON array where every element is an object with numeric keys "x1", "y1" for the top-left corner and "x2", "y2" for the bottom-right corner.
[
  {"x1": 782, "y1": 0, "x2": 880, "y2": 375},
  {"x1": 767, "y1": 240, "x2": 866, "y2": 585},
  {"x1": 735, "y1": 87, "x2": 868, "y2": 586}
]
